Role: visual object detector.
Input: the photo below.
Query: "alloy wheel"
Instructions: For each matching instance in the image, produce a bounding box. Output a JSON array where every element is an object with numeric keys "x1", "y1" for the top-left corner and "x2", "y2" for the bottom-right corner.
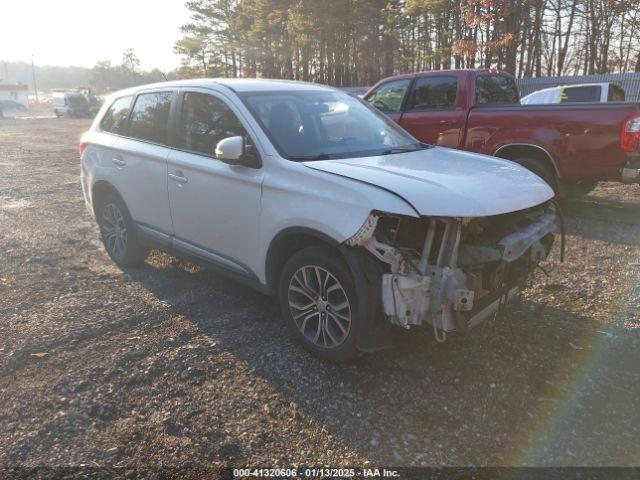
[
  {"x1": 287, "y1": 265, "x2": 352, "y2": 348},
  {"x1": 100, "y1": 203, "x2": 128, "y2": 261}
]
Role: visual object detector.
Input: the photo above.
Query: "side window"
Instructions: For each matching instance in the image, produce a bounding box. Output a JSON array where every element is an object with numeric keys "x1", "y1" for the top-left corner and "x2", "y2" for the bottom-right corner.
[
  {"x1": 178, "y1": 92, "x2": 247, "y2": 156},
  {"x1": 100, "y1": 96, "x2": 133, "y2": 135},
  {"x1": 128, "y1": 92, "x2": 174, "y2": 145},
  {"x1": 561, "y1": 86, "x2": 601, "y2": 103},
  {"x1": 366, "y1": 79, "x2": 411, "y2": 113},
  {"x1": 408, "y1": 76, "x2": 458, "y2": 110},
  {"x1": 476, "y1": 74, "x2": 519, "y2": 104},
  {"x1": 608, "y1": 85, "x2": 625, "y2": 102}
]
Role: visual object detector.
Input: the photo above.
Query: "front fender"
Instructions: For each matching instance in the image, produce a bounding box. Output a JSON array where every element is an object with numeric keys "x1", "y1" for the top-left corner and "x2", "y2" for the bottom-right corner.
[{"x1": 256, "y1": 159, "x2": 417, "y2": 282}]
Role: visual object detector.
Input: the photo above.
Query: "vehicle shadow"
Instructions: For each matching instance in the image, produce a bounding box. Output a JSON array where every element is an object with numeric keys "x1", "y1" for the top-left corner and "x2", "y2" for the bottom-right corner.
[
  {"x1": 122, "y1": 252, "x2": 638, "y2": 466},
  {"x1": 561, "y1": 197, "x2": 640, "y2": 227},
  {"x1": 560, "y1": 207, "x2": 640, "y2": 246}
]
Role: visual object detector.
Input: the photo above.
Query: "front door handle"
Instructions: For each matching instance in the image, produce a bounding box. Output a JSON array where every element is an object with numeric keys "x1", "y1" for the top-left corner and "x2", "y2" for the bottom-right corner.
[
  {"x1": 439, "y1": 120, "x2": 456, "y2": 126},
  {"x1": 169, "y1": 171, "x2": 188, "y2": 184},
  {"x1": 112, "y1": 155, "x2": 126, "y2": 167}
]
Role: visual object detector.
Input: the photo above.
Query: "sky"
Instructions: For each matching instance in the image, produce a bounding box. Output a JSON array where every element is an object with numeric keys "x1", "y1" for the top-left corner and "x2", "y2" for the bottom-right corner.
[{"x1": 0, "y1": 0, "x2": 192, "y2": 71}]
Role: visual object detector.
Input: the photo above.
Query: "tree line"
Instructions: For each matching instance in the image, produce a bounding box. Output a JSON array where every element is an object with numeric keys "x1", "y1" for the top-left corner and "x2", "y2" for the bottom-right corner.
[
  {"x1": 88, "y1": 49, "x2": 169, "y2": 93},
  {"x1": 175, "y1": 0, "x2": 640, "y2": 87},
  {"x1": 1, "y1": 50, "x2": 168, "y2": 94}
]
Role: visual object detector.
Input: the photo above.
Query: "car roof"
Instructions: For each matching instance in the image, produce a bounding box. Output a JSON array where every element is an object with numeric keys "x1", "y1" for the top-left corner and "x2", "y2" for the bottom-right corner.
[
  {"x1": 53, "y1": 91, "x2": 84, "y2": 97},
  {"x1": 562, "y1": 83, "x2": 609, "y2": 88},
  {"x1": 111, "y1": 78, "x2": 338, "y2": 98},
  {"x1": 529, "y1": 83, "x2": 610, "y2": 95},
  {"x1": 371, "y1": 68, "x2": 509, "y2": 83}
]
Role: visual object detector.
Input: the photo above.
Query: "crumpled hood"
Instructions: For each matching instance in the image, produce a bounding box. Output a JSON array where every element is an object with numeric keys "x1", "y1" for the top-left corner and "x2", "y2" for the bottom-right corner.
[{"x1": 304, "y1": 147, "x2": 554, "y2": 217}]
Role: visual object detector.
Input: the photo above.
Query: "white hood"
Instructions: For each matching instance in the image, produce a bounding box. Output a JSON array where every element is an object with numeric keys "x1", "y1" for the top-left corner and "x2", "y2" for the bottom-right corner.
[{"x1": 304, "y1": 147, "x2": 554, "y2": 217}]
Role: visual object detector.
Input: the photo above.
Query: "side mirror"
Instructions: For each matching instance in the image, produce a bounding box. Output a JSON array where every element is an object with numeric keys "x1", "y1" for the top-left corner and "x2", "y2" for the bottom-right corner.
[
  {"x1": 215, "y1": 136, "x2": 261, "y2": 168},
  {"x1": 215, "y1": 136, "x2": 244, "y2": 163}
]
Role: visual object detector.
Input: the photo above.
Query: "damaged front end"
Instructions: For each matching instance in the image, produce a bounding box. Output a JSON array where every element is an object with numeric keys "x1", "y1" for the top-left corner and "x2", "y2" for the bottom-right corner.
[{"x1": 345, "y1": 203, "x2": 558, "y2": 341}]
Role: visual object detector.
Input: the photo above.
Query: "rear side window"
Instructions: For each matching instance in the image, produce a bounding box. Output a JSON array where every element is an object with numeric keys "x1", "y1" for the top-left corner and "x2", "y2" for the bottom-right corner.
[
  {"x1": 561, "y1": 86, "x2": 601, "y2": 103},
  {"x1": 128, "y1": 92, "x2": 174, "y2": 145},
  {"x1": 178, "y1": 92, "x2": 247, "y2": 156},
  {"x1": 408, "y1": 76, "x2": 458, "y2": 110},
  {"x1": 100, "y1": 96, "x2": 133, "y2": 135},
  {"x1": 367, "y1": 79, "x2": 411, "y2": 113},
  {"x1": 608, "y1": 85, "x2": 625, "y2": 102},
  {"x1": 476, "y1": 74, "x2": 519, "y2": 104}
]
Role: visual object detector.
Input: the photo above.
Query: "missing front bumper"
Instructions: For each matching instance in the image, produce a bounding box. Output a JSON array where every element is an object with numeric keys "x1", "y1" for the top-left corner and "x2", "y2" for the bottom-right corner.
[{"x1": 347, "y1": 204, "x2": 557, "y2": 338}]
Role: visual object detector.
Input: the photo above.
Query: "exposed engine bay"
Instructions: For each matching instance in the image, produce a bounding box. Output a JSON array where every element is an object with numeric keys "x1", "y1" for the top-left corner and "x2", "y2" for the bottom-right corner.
[{"x1": 346, "y1": 202, "x2": 558, "y2": 341}]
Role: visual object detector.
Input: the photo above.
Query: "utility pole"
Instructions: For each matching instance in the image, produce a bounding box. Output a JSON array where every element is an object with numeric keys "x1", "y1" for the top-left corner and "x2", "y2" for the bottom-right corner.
[{"x1": 31, "y1": 55, "x2": 39, "y2": 102}]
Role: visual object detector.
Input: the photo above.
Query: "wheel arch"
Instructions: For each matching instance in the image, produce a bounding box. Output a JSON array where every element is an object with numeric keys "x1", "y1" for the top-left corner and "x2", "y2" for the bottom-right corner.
[
  {"x1": 91, "y1": 180, "x2": 127, "y2": 217},
  {"x1": 494, "y1": 144, "x2": 561, "y2": 178},
  {"x1": 265, "y1": 227, "x2": 345, "y2": 295},
  {"x1": 267, "y1": 227, "x2": 402, "y2": 354}
]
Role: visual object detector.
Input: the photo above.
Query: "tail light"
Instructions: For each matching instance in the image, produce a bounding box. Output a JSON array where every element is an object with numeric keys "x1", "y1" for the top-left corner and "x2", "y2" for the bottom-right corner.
[
  {"x1": 621, "y1": 115, "x2": 640, "y2": 152},
  {"x1": 79, "y1": 131, "x2": 89, "y2": 156}
]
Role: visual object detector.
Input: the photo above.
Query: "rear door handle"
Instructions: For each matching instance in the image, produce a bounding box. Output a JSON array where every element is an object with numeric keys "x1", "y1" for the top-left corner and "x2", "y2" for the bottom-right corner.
[
  {"x1": 112, "y1": 155, "x2": 126, "y2": 167},
  {"x1": 169, "y1": 171, "x2": 188, "y2": 184}
]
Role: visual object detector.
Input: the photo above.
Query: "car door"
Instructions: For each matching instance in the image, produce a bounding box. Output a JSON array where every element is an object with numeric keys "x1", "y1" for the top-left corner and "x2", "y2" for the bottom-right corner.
[
  {"x1": 398, "y1": 75, "x2": 465, "y2": 148},
  {"x1": 166, "y1": 89, "x2": 264, "y2": 279},
  {"x1": 365, "y1": 78, "x2": 412, "y2": 123},
  {"x1": 110, "y1": 90, "x2": 176, "y2": 238}
]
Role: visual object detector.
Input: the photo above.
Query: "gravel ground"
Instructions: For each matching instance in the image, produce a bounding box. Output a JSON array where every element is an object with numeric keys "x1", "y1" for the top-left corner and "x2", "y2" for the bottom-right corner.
[{"x1": 1, "y1": 118, "x2": 639, "y2": 475}]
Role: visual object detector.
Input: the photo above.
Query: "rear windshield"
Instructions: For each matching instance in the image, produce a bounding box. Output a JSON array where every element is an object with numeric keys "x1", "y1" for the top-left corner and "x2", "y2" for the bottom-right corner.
[
  {"x1": 561, "y1": 86, "x2": 601, "y2": 103},
  {"x1": 476, "y1": 74, "x2": 519, "y2": 104},
  {"x1": 67, "y1": 94, "x2": 88, "y2": 107}
]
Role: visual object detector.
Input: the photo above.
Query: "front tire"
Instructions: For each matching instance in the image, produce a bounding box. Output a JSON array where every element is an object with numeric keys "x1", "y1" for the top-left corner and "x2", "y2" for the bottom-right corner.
[
  {"x1": 278, "y1": 246, "x2": 360, "y2": 362},
  {"x1": 96, "y1": 193, "x2": 149, "y2": 267}
]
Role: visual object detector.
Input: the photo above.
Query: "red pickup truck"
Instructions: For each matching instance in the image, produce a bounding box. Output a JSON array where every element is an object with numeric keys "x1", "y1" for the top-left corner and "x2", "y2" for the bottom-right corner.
[{"x1": 364, "y1": 69, "x2": 640, "y2": 196}]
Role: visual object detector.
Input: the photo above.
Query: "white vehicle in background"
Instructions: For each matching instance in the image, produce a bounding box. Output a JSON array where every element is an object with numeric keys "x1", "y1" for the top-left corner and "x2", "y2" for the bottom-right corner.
[
  {"x1": 53, "y1": 92, "x2": 91, "y2": 118},
  {"x1": 521, "y1": 82, "x2": 626, "y2": 104},
  {"x1": 80, "y1": 79, "x2": 557, "y2": 361}
]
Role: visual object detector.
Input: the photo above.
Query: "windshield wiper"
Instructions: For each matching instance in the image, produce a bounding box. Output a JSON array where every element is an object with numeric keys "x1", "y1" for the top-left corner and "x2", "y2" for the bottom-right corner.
[
  {"x1": 288, "y1": 153, "x2": 341, "y2": 161},
  {"x1": 380, "y1": 144, "x2": 429, "y2": 155}
]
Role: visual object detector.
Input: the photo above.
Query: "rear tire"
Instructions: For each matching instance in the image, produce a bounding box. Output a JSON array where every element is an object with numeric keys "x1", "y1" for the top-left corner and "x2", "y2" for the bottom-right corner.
[
  {"x1": 96, "y1": 193, "x2": 149, "y2": 267},
  {"x1": 278, "y1": 246, "x2": 360, "y2": 362},
  {"x1": 513, "y1": 157, "x2": 558, "y2": 194}
]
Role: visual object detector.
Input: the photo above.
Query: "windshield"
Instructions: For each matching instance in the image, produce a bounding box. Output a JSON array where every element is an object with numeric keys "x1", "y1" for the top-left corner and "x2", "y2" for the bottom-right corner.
[{"x1": 239, "y1": 90, "x2": 427, "y2": 160}]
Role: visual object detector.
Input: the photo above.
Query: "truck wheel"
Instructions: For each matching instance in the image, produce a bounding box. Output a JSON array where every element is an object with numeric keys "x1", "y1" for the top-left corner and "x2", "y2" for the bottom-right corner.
[
  {"x1": 513, "y1": 157, "x2": 558, "y2": 193},
  {"x1": 562, "y1": 180, "x2": 598, "y2": 199},
  {"x1": 96, "y1": 193, "x2": 149, "y2": 267},
  {"x1": 278, "y1": 246, "x2": 359, "y2": 362}
]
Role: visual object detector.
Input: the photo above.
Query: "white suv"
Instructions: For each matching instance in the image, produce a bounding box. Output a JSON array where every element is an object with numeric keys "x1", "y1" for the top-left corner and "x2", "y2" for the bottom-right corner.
[{"x1": 81, "y1": 79, "x2": 557, "y2": 361}]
